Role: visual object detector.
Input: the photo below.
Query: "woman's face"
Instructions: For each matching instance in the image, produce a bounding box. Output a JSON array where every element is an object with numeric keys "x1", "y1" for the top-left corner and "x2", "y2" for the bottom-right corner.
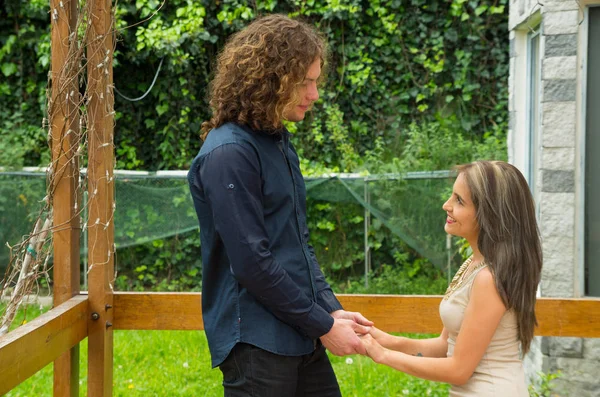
[{"x1": 442, "y1": 173, "x2": 479, "y2": 243}]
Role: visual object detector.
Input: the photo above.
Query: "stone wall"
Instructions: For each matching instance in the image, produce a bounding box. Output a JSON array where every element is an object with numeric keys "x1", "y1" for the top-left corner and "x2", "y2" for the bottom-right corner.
[{"x1": 508, "y1": 0, "x2": 600, "y2": 396}]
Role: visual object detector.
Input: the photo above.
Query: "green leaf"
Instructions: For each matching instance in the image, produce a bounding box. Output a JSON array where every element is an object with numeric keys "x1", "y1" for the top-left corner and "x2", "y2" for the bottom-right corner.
[
  {"x1": 1, "y1": 63, "x2": 17, "y2": 77},
  {"x1": 475, "y1": 5, "x2": 488, "y2": 16},
  {"x1": 490, "y1": 5, "x2": 505, "y2": 14},
  {"x1": 156, "y1": 103, "x2": 169, "y2": 116}
]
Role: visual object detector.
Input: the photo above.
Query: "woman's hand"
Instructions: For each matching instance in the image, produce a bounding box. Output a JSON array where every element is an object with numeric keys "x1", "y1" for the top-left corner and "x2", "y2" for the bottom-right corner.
[
  {"x1": 368, "y1": 326, "x2": 391, "y2": 344},
  {"x1": 359, "y1": 333, "x2": 388, "y2": 364}
]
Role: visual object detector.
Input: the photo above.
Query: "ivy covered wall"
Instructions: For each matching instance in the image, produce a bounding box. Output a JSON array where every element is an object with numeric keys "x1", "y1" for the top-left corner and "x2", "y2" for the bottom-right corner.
[{"x1": 1, "y1": 0, "x2": 508, "y2": 172}]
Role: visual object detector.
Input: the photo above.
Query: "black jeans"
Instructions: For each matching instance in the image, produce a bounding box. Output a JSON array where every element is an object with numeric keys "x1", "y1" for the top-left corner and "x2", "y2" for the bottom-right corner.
[{"x1": 218, "y1": 342, "x2": 342, "y2": 397}]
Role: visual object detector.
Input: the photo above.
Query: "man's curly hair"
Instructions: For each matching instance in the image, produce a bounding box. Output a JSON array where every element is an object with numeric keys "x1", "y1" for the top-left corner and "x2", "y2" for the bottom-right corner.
[{"x1": 201, "y1": 14, "x2": 327, "y2": 139}]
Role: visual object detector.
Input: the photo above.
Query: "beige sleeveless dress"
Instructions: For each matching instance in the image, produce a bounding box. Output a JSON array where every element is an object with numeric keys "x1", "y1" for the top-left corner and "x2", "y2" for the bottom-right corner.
[{"x1": 439, "y1": 262, "x2": 528, "y2": 396}]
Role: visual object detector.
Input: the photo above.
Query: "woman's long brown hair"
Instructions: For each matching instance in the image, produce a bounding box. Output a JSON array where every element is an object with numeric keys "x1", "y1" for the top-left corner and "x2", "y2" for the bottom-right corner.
[{"x1": 457, "y1": 161, "x2": 542, "y2": 354}]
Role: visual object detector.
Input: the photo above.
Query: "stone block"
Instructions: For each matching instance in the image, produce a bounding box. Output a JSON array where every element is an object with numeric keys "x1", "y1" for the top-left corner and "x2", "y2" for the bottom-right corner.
[
  {"x1": 543, "y1": 11, "x2": 580, "y2": 35},
  {"x1": 550, "y1": 379, "x2": 597, "y2": 397},
  {"x1": 541, "y1": 275, "x2": 573, "y2": 297},
  {"x1": 524, "y1": 337, "x2": 545, "y2": 386},
  {"x1": 540, "y1": 211, "x2": 575, "y2": 239},
  {"x1": 524, "y1": 356, "x2": 539, "y2": 382},
  {"x1": 545, "y1": 34, "x2": 578, "y2": 57},
  {"x1": 541, "y1": 352, "x2": 552, "y2": 373},
  {"x1": 549, "y1": 357, "x2": 600, "y2": 383},
  {"x1": 548, "y1": 337, "x2": 583, "y2": 358},
  {"x1": 543, "y1": 56, "x2": 577, "y2": 80},
  {"x1": 541, "y1": 336, "x2": 550, "y2": 355},
  {"x1": 542, "y1": 0, "x2": 582, "y2": 12},
  {"x1": 583, "y1": 338, "x2": 600, "y2": 360},
  {"x1": 540, "y1": 238, "x2": 575, "y2": 269},
  {"x1": 541, "y1": 230, "x2": 575, "y2": 257},
  {"x1": 543, "y1": 79, "x2": 576, "y2": 102},
  {"x1": 542, "y1": 169, "x2": 574, "y2": 192},
  {"x1": 539, "y1": 192, "x2": 575, "y2": 216},
  {"x1": 542, "y1": 102, "x2": 576, "y2": 126},
  {"x1": 542, "y1": 102, "x2": 576, "y2": 147},
  {"x1": 540, "y1": 234, "x2": 575, "y2": 296},
  {"x1": 542, "y1": 257, "x2": 573, "y2": 285},
  {"x1": 541, "y1": 147, "x2": 575, "y2": 170},
  {"x1": 535, "y1": 168, "x2": 543, "y2": 193},
  {"x1": 582, "y1": 383, "x2": 600, "y2": 397}
]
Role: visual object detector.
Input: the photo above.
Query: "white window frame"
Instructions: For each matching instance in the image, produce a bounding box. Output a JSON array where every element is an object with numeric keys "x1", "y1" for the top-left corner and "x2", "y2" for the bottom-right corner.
[
  {"x1": 579, "y1": 4, "x2": 600, "y2": 297},
  {"x1": 526, "y1": 28, "x2": 541, "y2": 208}
]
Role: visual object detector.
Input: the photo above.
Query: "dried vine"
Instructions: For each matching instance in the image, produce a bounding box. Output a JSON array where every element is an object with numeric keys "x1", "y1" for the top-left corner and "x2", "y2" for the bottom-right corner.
[{"x1": 0, "y1": 0, "x2": 118, "y2": 334}]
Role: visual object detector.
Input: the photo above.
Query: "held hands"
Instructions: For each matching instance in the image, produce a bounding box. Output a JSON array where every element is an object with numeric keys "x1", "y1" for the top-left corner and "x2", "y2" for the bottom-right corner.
[
  {"x1": 330, "y1": 309, "x2": 374, "y2": 329},
  {"x1": 367, "y1": 326, "x2": 392, "y2": 346},
  {"x1": 320, "y1": 310, "x2": 373, "y2": 356},
  {"x1": 359, "y1": 333, "x2": 387, "y2": 364}
]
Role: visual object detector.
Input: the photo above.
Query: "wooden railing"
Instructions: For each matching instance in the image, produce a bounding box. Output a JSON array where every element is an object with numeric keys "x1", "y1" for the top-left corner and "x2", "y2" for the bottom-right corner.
[
  {"x1": 0, "y1": 296, "x2": 88, "y2": 395},
  {"x1": 2, "y1": 292, "x2": 599, "y2": 396}
]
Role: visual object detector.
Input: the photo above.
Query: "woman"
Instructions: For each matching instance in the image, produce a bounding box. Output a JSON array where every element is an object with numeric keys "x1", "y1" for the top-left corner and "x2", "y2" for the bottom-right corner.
[{"x1": 360, "y1": 160, "x2": 542, "y2": 396}]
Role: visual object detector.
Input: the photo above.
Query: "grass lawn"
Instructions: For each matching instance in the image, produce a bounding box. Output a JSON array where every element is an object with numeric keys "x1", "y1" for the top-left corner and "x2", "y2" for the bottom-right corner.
[{"x1": 4, "y1": 305, "x2": 449, "y2": 396}]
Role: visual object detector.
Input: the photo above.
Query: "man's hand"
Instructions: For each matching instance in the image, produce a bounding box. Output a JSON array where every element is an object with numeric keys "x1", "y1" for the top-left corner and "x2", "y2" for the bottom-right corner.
[
  {"x1": 320, "y1": 318, "x2": 370, "y2": 356},
  {"x1": 330, "y1": 309, "x2": 374, "y2": 332}
]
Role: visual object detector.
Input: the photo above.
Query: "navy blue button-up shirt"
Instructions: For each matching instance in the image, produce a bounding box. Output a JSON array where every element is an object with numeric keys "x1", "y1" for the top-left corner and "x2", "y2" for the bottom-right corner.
[{"x1": 188, "y1": 122, "x2": 343, "y2": 367}]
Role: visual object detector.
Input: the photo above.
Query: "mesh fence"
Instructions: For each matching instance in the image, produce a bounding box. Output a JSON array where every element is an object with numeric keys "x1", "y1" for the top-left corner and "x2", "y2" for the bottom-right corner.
[{"x1": 0, "y1": 169, "x2": 455, "y2": 275}]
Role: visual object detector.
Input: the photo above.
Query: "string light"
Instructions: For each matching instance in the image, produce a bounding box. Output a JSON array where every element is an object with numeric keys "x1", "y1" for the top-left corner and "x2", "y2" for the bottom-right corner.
[{"x1": 2, "y1": 2, "x2": 119, "y2": 333}]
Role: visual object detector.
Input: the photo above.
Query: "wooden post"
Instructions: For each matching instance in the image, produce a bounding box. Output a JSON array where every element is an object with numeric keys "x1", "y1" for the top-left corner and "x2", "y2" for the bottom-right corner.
[
  {"x1": 49, "y1": 0, "x2": 81, "y2": 396},
  {"x1": 86, "y1": 0, "x2": 115, "y2": 395}
]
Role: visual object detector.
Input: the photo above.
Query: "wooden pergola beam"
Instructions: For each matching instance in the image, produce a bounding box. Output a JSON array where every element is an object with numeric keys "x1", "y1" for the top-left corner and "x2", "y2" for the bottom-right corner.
[
  {"x1": 113, "y1": 293, "x2": 600, "y2": 338},
  {"x1": 0, "y1": 296, "x2": 87, "y2": 396},
  {"x1": 49, "y1": 0, "x2": 82, "y2": 395},
  {"x1": 86, "y1": 0, "x2": 115, "y2": 396}
]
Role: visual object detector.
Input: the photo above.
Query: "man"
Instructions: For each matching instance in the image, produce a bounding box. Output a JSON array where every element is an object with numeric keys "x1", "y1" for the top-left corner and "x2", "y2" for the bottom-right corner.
[{"x1": 188, "y1": 14, "x2": 372, "y2": 396}]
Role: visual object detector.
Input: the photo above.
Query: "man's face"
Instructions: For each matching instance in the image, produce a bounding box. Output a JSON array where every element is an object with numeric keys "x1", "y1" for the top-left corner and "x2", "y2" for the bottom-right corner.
[{"x1": 283, "y1": 58, "x2": 321, "y2": 122}]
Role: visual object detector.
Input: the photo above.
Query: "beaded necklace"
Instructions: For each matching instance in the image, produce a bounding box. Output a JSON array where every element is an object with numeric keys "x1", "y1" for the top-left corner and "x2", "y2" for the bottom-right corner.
[{"x1": 443, "y1": 255, "x2": 487, "y2": 300}]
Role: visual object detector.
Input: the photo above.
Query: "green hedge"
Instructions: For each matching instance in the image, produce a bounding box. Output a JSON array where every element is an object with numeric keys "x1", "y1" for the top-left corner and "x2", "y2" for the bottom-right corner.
[{"x1": 2, "y1": 0, "x2": 508, "y2": 171}]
